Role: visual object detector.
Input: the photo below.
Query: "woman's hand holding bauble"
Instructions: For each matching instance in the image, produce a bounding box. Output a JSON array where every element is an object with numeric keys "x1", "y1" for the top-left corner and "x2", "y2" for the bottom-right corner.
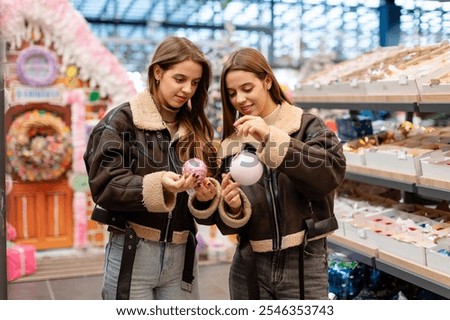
[
  {"x1": 182, "y1": 158, "x2": 208, "y2": 181},
  {"x1": 229, "y1": 151, "x2": 263, "y2": 186}
]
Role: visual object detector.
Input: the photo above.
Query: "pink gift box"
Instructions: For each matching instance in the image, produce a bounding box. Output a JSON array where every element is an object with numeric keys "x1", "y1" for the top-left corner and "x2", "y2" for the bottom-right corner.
[{"x1": 7, "y1": 244, "x2": 37, "y2": 282}]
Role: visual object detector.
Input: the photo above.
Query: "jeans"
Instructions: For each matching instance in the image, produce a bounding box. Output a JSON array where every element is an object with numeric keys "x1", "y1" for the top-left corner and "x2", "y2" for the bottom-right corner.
[
  {"x1": 229, "y1": 238, "x2": 329, "y2": 300},
  {"x1": 102, "y1": 233, "x2": 199, "y2": 300}
]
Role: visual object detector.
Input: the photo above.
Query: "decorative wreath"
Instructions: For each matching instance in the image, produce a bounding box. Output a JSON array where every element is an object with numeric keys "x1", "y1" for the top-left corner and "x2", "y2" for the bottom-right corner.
[
  {"x1": 6, "y1": 110, "x2": 72, "y2": 181},
  {"x1": 16, "y1": 46, "x2": 59, "y2": 87}
]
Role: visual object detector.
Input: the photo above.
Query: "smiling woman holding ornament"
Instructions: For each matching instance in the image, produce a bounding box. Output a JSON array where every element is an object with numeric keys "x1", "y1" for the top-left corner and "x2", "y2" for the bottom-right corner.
[
  {"x1": 216, "y1": 48, "x2": 347, "y2": 300},
  {"x1": 84, "y1": 36, "x2": 221, "y2": 300}
]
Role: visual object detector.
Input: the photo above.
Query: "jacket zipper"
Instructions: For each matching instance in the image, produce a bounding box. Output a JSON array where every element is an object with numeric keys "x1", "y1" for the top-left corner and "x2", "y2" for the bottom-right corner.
[
  {"x1": 266, "y1": 165, "x2": 281, "y2": 250},
  {"x1": 308, "y1": 201, "x2": 314, "y2": 215},
  {"x1": 164, "y1": 211, "x2": 173, "y2": 242},
  {"x1": 164, "y1": 139, "x2": 177, "y2": 242}
]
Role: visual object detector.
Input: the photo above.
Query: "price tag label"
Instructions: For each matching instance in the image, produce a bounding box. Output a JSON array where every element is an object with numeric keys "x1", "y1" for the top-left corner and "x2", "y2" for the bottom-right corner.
[{"x1": 397, "y1": 149, "x2": 407, "y2": 160}]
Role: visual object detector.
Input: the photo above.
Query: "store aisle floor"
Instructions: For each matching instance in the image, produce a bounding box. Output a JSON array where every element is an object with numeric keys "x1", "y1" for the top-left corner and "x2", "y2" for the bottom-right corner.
[{"x1": 6, "y1": 261, "x2": 231, "y2": 300}]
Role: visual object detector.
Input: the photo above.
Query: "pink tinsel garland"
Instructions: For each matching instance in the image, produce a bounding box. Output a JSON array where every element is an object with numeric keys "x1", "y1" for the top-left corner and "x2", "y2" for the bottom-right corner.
[{"x1": 65, "y1": 89, "x2": 88, "y2": 248}]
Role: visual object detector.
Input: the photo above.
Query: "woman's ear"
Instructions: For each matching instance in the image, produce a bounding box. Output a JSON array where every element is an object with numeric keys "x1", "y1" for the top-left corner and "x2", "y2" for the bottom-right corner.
[
  {"x1": 154, "y1": 65, "x2": 162, "y2": 80},
  {"x1": 264, "y1": 75, "x2": 272, "y2": 90}
]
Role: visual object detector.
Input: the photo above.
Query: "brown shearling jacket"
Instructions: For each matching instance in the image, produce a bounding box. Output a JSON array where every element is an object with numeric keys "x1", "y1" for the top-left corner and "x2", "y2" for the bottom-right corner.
[
  {"x1": 84, "y1": 90, "x2": 221, "y2": 244},
  {"x1": 210, "y1": 102, "x2": 347, "y2": 252}
]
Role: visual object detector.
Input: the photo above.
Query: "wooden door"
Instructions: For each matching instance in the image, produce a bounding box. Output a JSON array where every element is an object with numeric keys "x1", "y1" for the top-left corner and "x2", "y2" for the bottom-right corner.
[
  {"x1": 5, "y1": 103, "x2": 74, "y2": 250},
  {"x1": 7, "y1": 180, "x2": 74, "y2": 250}
]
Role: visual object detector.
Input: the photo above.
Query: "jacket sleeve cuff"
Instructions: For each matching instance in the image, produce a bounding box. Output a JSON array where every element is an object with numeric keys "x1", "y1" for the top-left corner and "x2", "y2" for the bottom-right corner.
[
  {"x1": 142, "y1": 171, "x2": 176, "y2": 212},
  {"x1": 257, "y1": 126, "x2": 290, "y2": 169},
  {"x1": 218, "y1": 189, "x2": 251, "y2": 229},
  {"x1": 188, "y1": 178, "x2": 221, "y2": 219}
]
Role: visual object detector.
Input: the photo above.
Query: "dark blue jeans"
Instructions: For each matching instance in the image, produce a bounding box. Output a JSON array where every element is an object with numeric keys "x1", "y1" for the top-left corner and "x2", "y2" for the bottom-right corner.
[{"x1": 229, "y1": 238, "x2": 329, "y2": 300}]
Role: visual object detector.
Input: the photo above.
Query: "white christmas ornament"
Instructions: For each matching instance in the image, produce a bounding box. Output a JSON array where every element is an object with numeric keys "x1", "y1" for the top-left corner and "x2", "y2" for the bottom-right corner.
[{"x1": 229, "y1": 151, "x2": 263, "y2": 186}]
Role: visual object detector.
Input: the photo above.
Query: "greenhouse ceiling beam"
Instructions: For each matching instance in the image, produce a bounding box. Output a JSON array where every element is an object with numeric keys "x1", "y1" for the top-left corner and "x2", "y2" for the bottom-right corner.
[
  {"x1": 143, "y1": 1, "x2": 160, "y2": 18},
  {"x1": 84, "y1": 18, "x2": 273, "y2": 33},
  {"x1": 100, "y1": 0, "x2": 114, "y2": 16}
]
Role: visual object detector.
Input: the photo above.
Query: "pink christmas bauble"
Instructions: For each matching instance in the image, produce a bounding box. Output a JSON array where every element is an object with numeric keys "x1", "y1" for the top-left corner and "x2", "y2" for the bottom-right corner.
[
  {"x1": 182, "y1": 158, "x2": 208, "y2": 181},
  {"x1": 230, "y1": 151, "x2": 263, "y2": 186}
]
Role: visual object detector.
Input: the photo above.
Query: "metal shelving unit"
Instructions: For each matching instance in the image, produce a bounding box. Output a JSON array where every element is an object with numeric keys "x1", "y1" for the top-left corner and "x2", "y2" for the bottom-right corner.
[
  {"x1": 345, "y1": 171, "x2": 417, "y2": 193},
  {"x1": 297, "y1": 98, "x2": 450, "y2": 299},
  {"x1": 345, "y1": 171, "x2": 450, "y2": 201},
  {"x1": 416, "y1": 185, "x2": 450, "y2": 202},
  {"x1": 418, "y1": 103, "x2": 450, "y2": 113}
]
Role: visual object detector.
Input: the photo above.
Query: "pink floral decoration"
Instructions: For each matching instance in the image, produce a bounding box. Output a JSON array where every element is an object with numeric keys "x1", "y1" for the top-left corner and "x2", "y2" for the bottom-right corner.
[{"x1": 6, "y1": 222, "x2": 17, "y2": 241}]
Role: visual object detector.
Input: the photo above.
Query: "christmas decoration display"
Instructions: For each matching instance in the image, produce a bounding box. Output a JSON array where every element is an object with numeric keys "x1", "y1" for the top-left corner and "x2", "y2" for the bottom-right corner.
[
  {"x1": 0, "y1": 0, "x2": 136, "y2": 106},
  {"x1": 0, "y1": 0, "x2": 137, "y2": 251},
  {"x1": 6, "y1": 110, "x2": 72, "y2": 181}
]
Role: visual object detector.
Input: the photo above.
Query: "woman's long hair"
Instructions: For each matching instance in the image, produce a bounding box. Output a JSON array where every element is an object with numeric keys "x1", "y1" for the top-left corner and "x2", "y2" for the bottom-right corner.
[
  {"x1": 148, "y1": 36, "x2": 218, "y2": 175},
  {"x1": 220, "y1": 47, "x2": 292, "y2": 141}
]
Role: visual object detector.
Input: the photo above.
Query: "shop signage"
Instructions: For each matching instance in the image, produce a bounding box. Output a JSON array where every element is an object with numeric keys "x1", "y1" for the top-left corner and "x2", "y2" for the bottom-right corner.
[{"x1": 11, "y1": 84, "x2": 64, "y2": 105}]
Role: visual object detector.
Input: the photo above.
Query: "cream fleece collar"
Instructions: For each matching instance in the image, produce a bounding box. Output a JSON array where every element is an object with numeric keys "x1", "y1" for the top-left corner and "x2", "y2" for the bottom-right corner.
[
  {"x1": 129, "y1": 90, "x2": 189, "y2": 139},
  {"x1": 219, "y1": 101, "x2": 303, "y2": 158}
]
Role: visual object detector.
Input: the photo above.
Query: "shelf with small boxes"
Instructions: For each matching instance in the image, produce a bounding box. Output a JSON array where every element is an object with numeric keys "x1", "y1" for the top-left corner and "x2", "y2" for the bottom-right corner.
[
  {"x1": 331, "y1": 192, "x2": 450, "y2": 299},
  {"x1": 328, "y1": 234, "x2": 450, "y2": 299},
  {"x1": 294, "y1": 41, "x2": 450, "y2": 299},
  {"x1": 342, "y1": 128, "x2": 450, "y2": 201}
]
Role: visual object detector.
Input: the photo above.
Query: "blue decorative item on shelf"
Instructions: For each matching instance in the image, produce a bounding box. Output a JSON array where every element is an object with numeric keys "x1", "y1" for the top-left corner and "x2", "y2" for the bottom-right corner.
[
  {"x1": 328, "y1": 252, "x2": 366, "y2": 300},
  {"x1": 437, "y1": 248, "x2": 450, "y2": 256},
  {"x1": 336, "y1": 116, "x2": 373, "y2": 142}
]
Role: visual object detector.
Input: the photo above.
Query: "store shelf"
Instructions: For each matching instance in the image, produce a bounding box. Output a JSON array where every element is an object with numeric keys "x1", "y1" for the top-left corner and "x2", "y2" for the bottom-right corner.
[
  {"x1": 328, "y1": 235, "x2": 450, "y2": 299},
  {"x1": 377, "y1": 251, "x2": 450, "y2": 299},
  {"x1": 294, "y1": 101, "x2": 418, "y2": 112},
  {"x1": 345, "y1": 166, "x2": 450, "y2": 200},
  {"x1": 294, "y1": 66, "x2": 450, "y2": 299},
  {"x1": 416, "y1": 185, "x2": 450, "y2": 201},
  {"x1": 328, "y1": 234, "x2": 377, "y2": 267},
  {"x1": 293, "y1": 95, "x2": 450, "y2": 113},
  {"x1": 345, "y1": 166, "x2": 417, "y2": 193}
]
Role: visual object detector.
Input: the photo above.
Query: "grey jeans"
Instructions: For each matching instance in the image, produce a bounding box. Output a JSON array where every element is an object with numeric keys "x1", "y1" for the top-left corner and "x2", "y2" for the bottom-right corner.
[
  {"x1": 229, "y1": 238, "x2": 329, "y2": 300},
  {"x1": 102, "y1": 233, "x2": 199, "y2": 300}
]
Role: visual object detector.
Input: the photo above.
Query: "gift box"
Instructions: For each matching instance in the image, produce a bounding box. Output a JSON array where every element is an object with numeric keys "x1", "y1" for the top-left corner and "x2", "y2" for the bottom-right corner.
[{"x1": 7, "y1": 244, "x2": 37, "y2": 282}]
